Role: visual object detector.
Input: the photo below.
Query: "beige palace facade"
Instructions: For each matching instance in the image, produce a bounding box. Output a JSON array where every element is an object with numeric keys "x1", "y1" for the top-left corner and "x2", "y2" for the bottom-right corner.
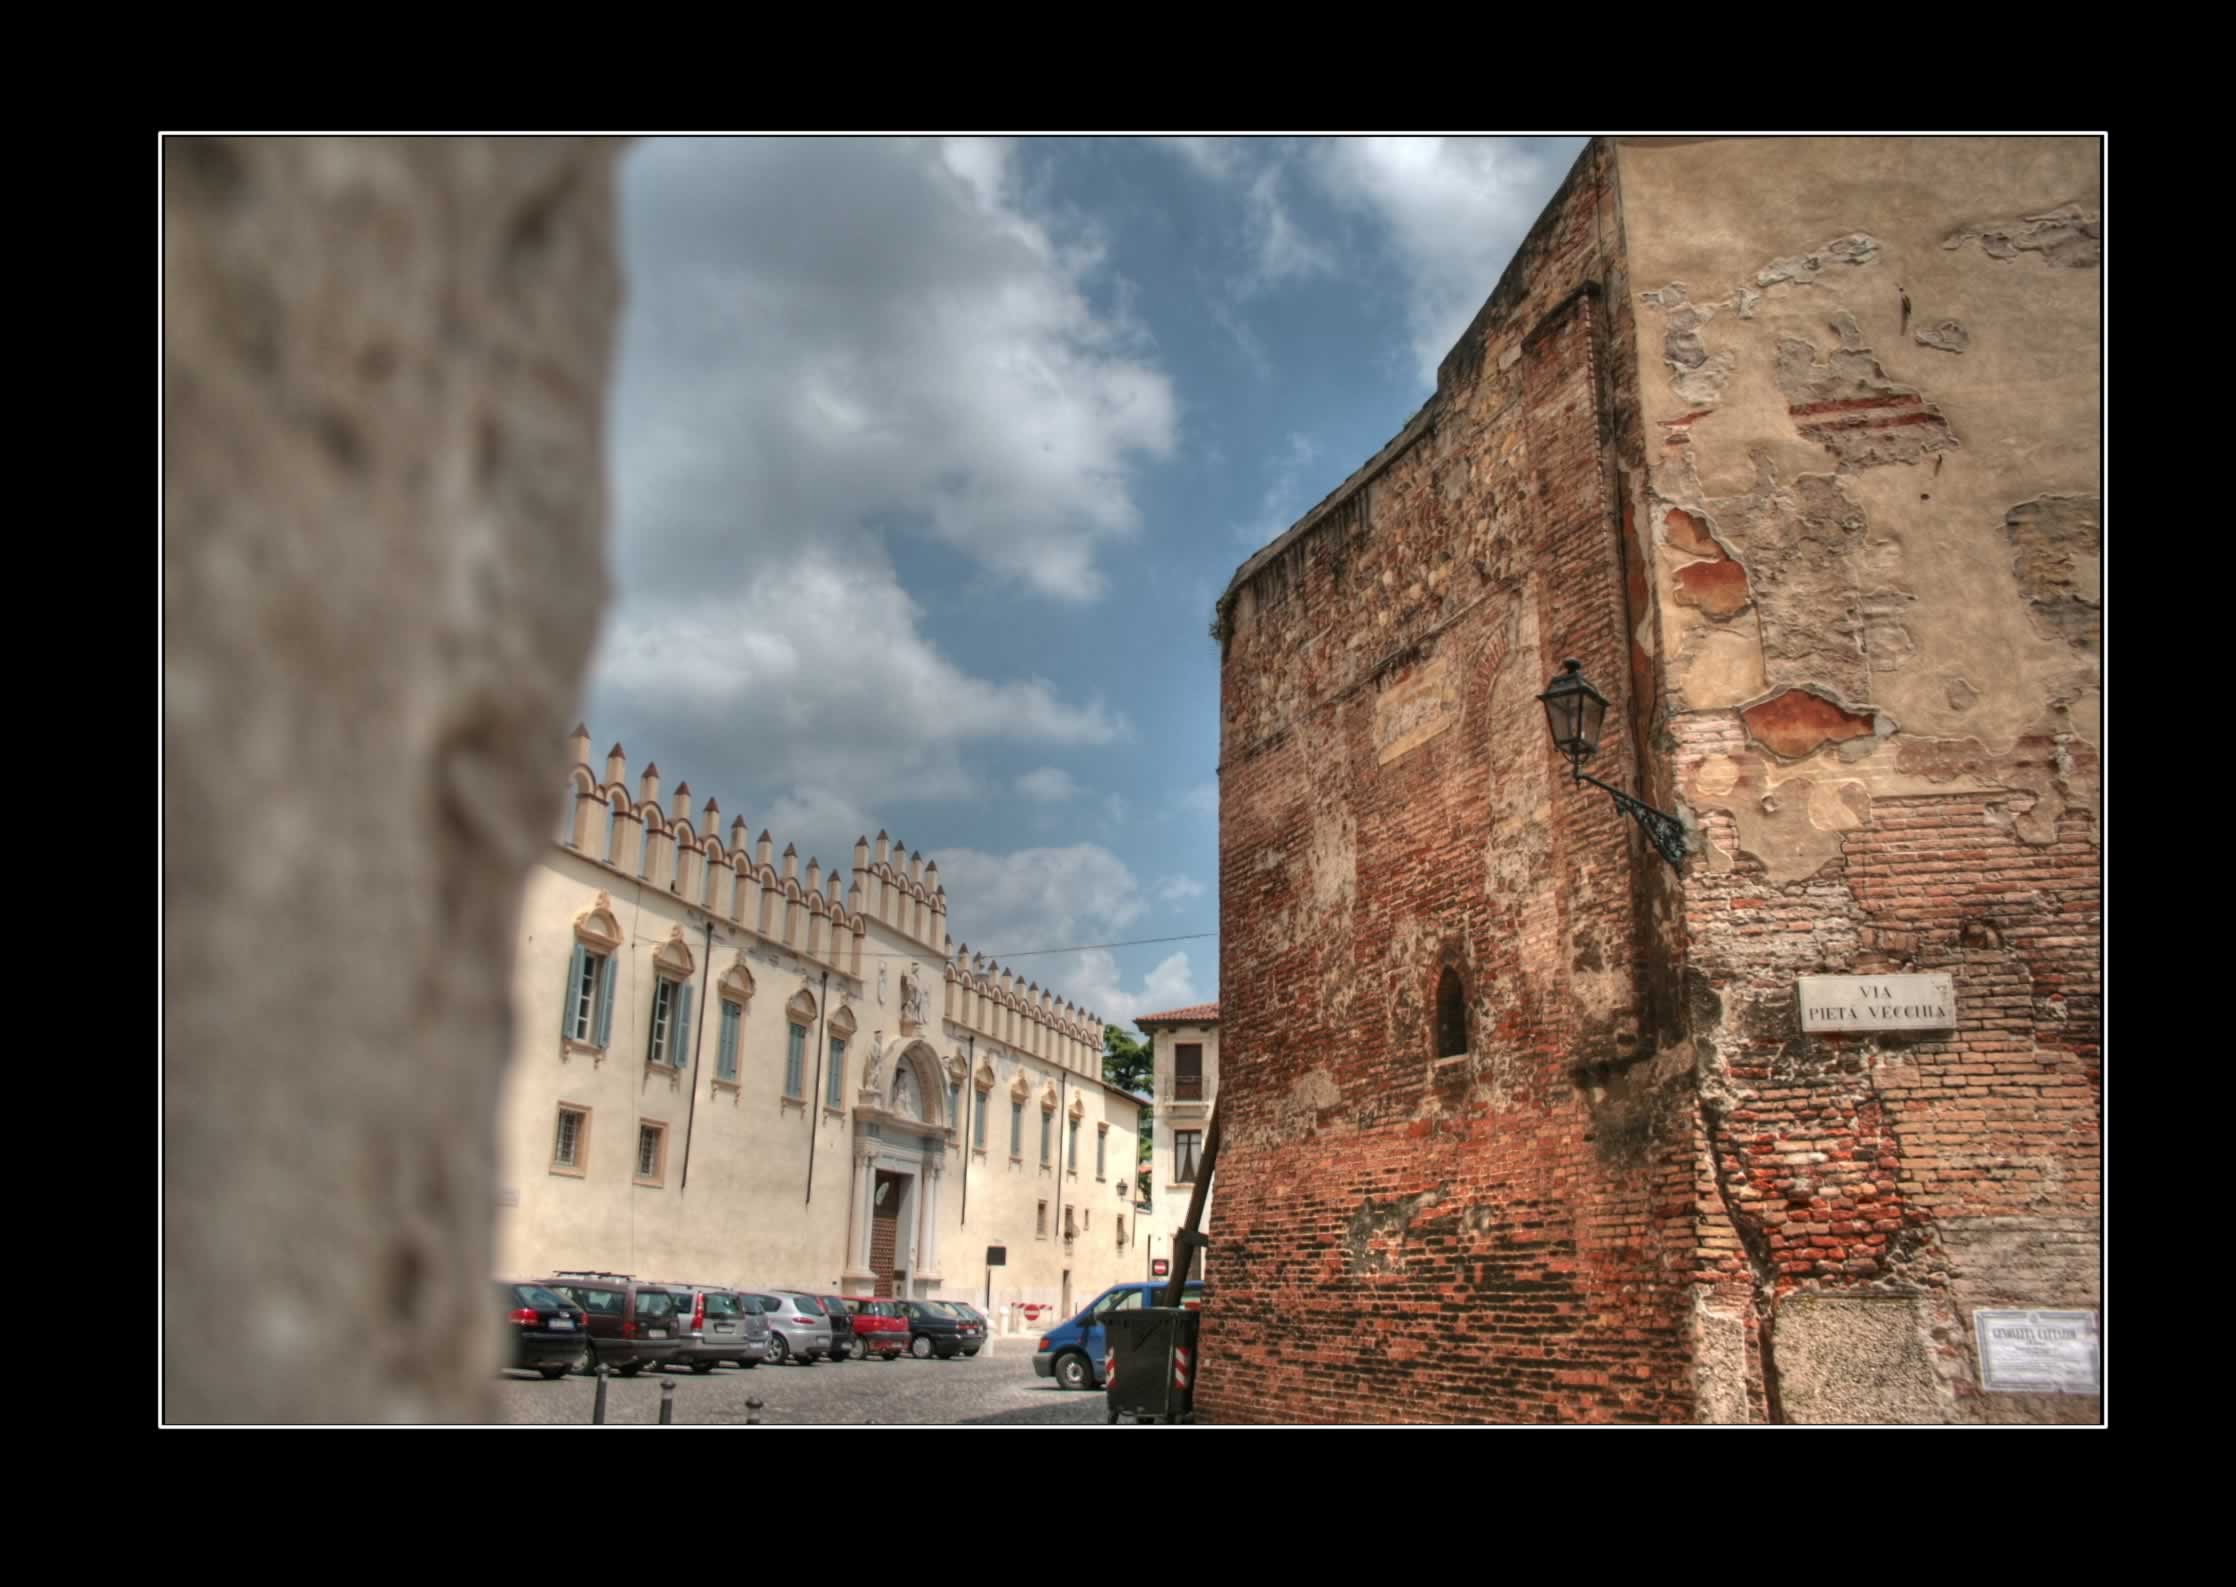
[{"x1": 494, "y1": 728, "x2": 1148, "y2": 1324}]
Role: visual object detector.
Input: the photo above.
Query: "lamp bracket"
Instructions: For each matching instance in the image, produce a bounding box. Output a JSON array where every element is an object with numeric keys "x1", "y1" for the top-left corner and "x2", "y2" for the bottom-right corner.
[{"x1": 1572, "y1": 764, "x2": 1688, "y2": 871}]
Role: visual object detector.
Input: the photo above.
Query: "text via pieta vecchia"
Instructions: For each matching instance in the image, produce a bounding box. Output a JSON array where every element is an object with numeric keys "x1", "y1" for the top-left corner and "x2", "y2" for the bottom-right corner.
[{"x1": 1795, "y1": 974, "x2": 1957, "y2": 1034}]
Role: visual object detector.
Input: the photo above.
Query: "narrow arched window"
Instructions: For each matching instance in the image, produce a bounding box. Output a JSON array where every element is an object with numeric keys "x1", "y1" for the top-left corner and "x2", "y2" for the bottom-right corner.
[{"x1": 1436, "y1": 966, "x2": 1467, "y2": 1058}]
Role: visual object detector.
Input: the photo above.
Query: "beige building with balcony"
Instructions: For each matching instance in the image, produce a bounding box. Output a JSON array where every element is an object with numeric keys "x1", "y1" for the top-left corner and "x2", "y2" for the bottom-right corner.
[
  {"x1": 1137, "y1": 1003, "x2": 1219, "y2": 1284},
  {"x1": 493, "y1": 727, "x2": 1148, "y2": 1327}
]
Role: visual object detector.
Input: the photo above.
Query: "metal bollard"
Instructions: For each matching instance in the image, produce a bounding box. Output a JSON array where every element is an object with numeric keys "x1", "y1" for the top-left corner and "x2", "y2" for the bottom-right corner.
[
  {"x1": 746, "y1": 1395, "x2": 765, "y2": 1427},
  {"x1": 659, "y1": 1379, "x2": 676, "y2": 1424},
  {"x1": 593, "y1": 1363, "x2": 610, "y2": 1425}
]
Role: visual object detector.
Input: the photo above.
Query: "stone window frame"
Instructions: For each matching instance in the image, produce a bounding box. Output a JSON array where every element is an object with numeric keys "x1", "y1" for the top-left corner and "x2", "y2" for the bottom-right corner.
[
  {"x1": 711, "y1": 959, "x2": 754, "y2": 1094},
  {"x1": 1009, "y1": 1072, "x2": 1031, "y2": 1164},
  {"x1": 644, "y1": 929, "x2": 697, "y2": 1083},
  {"x1": 781, "y1": 988, "x2": 817, "y2": 1109},
  {"x1": 1036, "y1": 1199, "x2": 1049, "y2": 1240},
  {"x1": 1096, "y1": 1121, "x2": 1109, "y2": 1182},
  {"x1": 972, "y1": 1061, "x2": 996, "y2": 1160},
  {"x1": 562, "y1": 895, "x2": 624, "y2": 1061},
  {"x1": 824, "y1": 1004, "x2": 857, "y2": 1116},
  {"x1": 945, "y1": 1055, "x2": 968, "y2": 1145},
  {"x1": 551, "y1": 1102, "x2": 592, "y2": 1177},
  {"x1": 634, "y1": 1118, "x2": 669, "y2": 1187},
  {"x1": 1039, "y1": 1086, "x2": 1058, "y2": 1172},
  {"x1": 1066, "y1": 1094, "x2": 1085, "y2": 1181}
]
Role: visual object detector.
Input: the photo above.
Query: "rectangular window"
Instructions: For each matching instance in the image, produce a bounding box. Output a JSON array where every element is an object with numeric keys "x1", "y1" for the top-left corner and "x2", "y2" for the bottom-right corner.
[
  {"x1": 1175, "y1": 1043, "x2": 1204, "y2": 1101},
  {"x1": 649, "y1": 979, "x2": 675, "y2": 1065},
  {"x1": 827, "y1": 1037, "x2": 846, "y2": 1107},
  {"x1": 568, "y1": 951, "x2": 606, "y2": 1042},
  {"x1": 1040, "y1": 1110, "x2": 1052, "y2": 1166},
  {"x1": 786, "y1": 1024, "x2": 807, "y2": 1097},
  {"x1": 1010, "y1": 1100, "x2": 1023, "y2": 1159},
  {"x1": 552, "y1": 1106, "x2": 588, "y2": 1173},
  {"x1": 975, "y1": 1089, "x2": 990, "y2": 1147},
  {"x1": 1036, "y1": 1201, "x2": 1048, "y2": 1238},
  {"x1": 716, "y1": 1001, "x2": 740, "y2": 1082},
  {"x1": 1069, "y1": 1119, "x2": 1080, "y2": 1172},
  {"x1": 1097, "y1": 1129, "x2": 1107, "y2": 1181},
  {"x1": 1174, "y1": 1129, "x2": 1202, "y2": 1184},
  {"x1": 635, "y1": 1122, "x2": 667, "y2": 1186},
  {"x1": 948, "y1": 1082, "x2": 961, "y2": 1132}
]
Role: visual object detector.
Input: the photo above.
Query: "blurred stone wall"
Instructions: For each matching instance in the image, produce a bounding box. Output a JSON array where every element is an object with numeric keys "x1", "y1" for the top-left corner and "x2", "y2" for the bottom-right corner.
[{"x1": 164, "y1": 136, "x2": 626, "y2": 1423}]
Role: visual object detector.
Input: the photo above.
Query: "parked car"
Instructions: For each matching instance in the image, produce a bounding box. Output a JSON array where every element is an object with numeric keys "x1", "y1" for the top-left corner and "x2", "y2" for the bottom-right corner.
[
  {"x1": 1034, "y1": 1280, "x2": 1205, "y2": 1390},
  {"x1": 739, "y1": 1289, "x2": 833, "y2": 1364},
  {"x1": 892, "y1": 1297, "x2": 970, "y2": 1360},
  {"x1": 538, "y1": 1271, "x2": 685, "y2": 1376},
  {"x1": 838, "y1": 1297, "x2": 910, "y2": 1360},
  {"x1": 817, "y1": 1295, "x2": 855, "y2": 1363},
  {"x1": 654, "y1": 1283, "x2": 769, "y2": 1372},
  {"x1": 497, "y1": 1280, "x2": 590, "y2": 1379},
  {"x1": 928, "y1": 1300, "x2": 987, "y2": 1356}
]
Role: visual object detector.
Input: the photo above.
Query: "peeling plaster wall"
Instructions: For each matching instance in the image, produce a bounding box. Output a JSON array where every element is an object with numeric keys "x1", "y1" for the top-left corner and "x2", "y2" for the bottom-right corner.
[{"x1": 1616, "y1": 137, "x2": 2101, "y2": 1423}]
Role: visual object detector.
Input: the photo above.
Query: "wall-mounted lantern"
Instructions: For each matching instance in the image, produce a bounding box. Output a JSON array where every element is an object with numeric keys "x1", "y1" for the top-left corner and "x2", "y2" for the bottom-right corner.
[{"x1": 1537, "y1": 659, "x2": 1687, "y2": 871}]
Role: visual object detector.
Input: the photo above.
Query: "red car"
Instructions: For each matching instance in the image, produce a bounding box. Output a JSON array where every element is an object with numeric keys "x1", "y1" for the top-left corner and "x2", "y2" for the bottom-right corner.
[{"x1": 837, "y1": 1297, "x2": 910, "y2": 1360}]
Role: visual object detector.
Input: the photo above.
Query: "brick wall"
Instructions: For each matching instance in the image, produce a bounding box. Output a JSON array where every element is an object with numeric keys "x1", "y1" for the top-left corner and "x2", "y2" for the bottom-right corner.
[
  {"x1": 1205, "y1": 135, "x2": 2101, "y2": 1423},
  {"x1": 1204, "y1": 142, "x2": 1702, "y2": 1423}
]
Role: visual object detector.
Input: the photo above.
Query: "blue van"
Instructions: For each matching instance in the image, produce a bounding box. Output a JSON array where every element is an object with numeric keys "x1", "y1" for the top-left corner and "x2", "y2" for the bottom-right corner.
[{"x1": 1033, "y1": 1280, "x2": 1205, "y2": 1390}]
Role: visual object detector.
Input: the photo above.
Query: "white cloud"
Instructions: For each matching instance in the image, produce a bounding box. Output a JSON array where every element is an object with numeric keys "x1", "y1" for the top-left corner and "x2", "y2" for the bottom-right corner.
[
  {"x1": 1161, "y1": 137, "x2": 1585, "y2": 391},
  {"x1": 589, "y1": 544, "x2": 1129, "y2": 863},
  {"x1": 1016, "y1": 767, "x2": 1079, "y2": 802},
  {"x1": 1067, "y1": 948, "x2": 1202, "y2": 1030},
  {"x1": 1178, "y1": 780, "x2": 1220, "y2": 817},
  {"x1": 1243, "y1": 164, "x2": 1335, "y2": 289},
  {"x1": 1159, "y1": 137, "x2": 1334, "y2": 298},
  {"x1": 1309, "y1": 137, "x2": 1586, "y2": 387},
  {"x1": 924, "y1": 845, "x2": 1214, "y2": 1026},
  {"x1": 930, "y1": 843, "x2": 1148, "y2": 964},
  {"x1": 1235, "y1": 430, "x2": 1323, "y2": 549},
  {"x1": 1154, "y1": 875, "x2": 1207, "y2": 908},
  {"x1": 614, "y1": 138, "x2": 1177, "y2": 608},
  {"x1": 1156, "y1": 137, "x2": 1243, "y2": 181},
  {"x1": 586, "y1": 138, "x2": 1181, "y2": 863}
]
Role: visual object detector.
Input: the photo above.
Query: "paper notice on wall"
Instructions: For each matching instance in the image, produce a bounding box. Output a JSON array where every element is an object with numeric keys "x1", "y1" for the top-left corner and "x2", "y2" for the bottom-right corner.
[{"x1": 1973, "y1": 1309, "x2": 2099, "y2": 1394}]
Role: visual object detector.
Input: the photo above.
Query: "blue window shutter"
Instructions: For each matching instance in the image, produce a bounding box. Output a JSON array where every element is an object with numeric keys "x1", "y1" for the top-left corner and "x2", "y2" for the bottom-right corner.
[
  {"x1": 595, "y1": 955, "x2": 616, "y2": 1047},
  {"x1": 674, "y1": 983, "x2": 694, "y2": 1068},
  {"x1": 564, "y1": 944, "x2": 586, "y2": 1040}
]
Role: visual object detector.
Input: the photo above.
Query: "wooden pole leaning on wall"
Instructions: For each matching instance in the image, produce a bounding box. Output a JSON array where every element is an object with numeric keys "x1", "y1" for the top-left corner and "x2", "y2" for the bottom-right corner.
[{"x1": 1161, "y1": 1103, "x2": 1220, "y2": 1311}]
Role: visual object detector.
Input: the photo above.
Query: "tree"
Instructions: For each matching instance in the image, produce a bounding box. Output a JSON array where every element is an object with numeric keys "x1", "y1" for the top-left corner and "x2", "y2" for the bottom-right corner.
[
  {"x1": 1105, "y1": 1023, "x2": 1157, "y2": 1209},
  {"x1": 1102, "y1": 1023, "x2": 1152, "y2": 1096}
]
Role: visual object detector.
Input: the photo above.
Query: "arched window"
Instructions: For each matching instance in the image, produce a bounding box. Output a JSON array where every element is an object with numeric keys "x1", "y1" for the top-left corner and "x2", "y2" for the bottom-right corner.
[{"x1": 1436, "y1": 966, "x2": 1467, "y2": 1058}]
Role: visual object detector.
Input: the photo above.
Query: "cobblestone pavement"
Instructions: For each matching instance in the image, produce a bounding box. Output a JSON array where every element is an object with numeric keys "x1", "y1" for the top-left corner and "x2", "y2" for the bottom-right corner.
[{"x1": 494, "y1": 1341, "x2": 1111, "y2": 1425}]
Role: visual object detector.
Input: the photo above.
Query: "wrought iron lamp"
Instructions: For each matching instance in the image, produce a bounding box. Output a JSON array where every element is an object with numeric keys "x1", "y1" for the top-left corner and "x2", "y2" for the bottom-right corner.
[{"x1": 1537, "y1": 659, "x2": 1687, "y2": 870}]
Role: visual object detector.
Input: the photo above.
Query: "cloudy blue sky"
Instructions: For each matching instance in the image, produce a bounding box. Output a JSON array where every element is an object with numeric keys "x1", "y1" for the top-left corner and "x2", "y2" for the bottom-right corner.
[{"x1": 579, "y1": 136, "x2": 1587, "y2": 1029}]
